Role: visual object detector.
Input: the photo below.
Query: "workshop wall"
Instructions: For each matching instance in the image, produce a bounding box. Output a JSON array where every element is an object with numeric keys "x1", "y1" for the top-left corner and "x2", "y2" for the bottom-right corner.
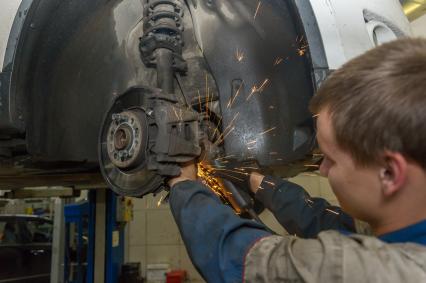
[{"x1": 126, "y1": 174, "x2": 335, "y2": 282}]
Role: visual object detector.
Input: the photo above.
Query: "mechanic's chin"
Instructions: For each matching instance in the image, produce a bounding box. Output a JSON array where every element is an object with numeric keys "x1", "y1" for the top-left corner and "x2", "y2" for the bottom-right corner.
[{"x1": 330, "y1": 187, "x2": 355, "y2": 218}]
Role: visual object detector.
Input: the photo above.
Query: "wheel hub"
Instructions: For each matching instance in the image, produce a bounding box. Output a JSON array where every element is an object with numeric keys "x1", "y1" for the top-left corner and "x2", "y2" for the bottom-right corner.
[{"x1": 106, "y1": 111, "x2": 145, "y2": 169}]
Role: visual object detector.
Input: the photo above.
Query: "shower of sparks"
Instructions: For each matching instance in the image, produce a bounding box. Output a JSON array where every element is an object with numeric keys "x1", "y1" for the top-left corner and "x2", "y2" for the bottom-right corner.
[
  {"x1": 246, "y1": 78, "x2": 270, "y2": 101},
  {"x1": 197, "y1": 163, "x2": 236, "y2": 210},
  {"x1": 197, "y1": 163, "x2": 247, "y2": 214},
  {"x1": 259, "y1": 126, "x2": 276, "y2": 136},
  {"x1": 247, "y1": 146, "x2": 256, "y2": 150},
  {"x1": 235, "y1": 48, "x2": 245, "y2": 62},
  {"x1": 253, "y1": 1, "x2": 262, "y2": 20},
  {"x1": 325, "y1": 208, "x2": 340, "y2": 215},
  {"x1": 246, "y1": 140, "x2": 257, "y2": 145},
  {"x1": 227, "y1": 82, "x2": 244, "y2": 108}
]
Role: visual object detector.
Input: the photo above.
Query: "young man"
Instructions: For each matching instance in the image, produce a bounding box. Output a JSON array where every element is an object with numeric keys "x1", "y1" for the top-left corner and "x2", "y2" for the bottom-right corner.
[{"x1": 168, "y1": 38, "x2": 426, "y2": 282}]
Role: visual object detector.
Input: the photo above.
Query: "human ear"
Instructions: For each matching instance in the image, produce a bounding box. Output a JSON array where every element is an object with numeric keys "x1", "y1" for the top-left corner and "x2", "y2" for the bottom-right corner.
[{"x1": 379, "y1": 152, "x2": 407, "y2": 197}]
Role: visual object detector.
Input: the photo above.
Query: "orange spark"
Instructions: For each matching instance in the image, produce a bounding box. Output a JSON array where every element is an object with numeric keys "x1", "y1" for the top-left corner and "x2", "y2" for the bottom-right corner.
[
  {"x1": 264, "y1": 180, "x2": 276, "y2": 187},
  {"x1": 235, "y1": 48, "x2": 244, "y2": 62},
  {"x1": 215, "y1": 154, "x2": 235, "y2": 161},
  {"x1": 214, "y1": 112, "x2": 239, "y2": 145},
  {"x1": 298, "y1": 47, "x2": 307, "y2": 56},
  {"x1": 173, "y1": 107, "x2": 180, "y2": 121},
  {"x1": 254, "y1": 1, "x2": 262, "y2": 20},
  {"x1": 157, "y1": 195, "x2": 165, "y2": 207},
  {"x1": 304, "y1": 164, "x2": 320, "y2": 168},
  {"x1": 227, "y1": 82, "x2": 244, "y2": 108},
  {"x1": 210, "y1": 116, "x2": 223, "y2": 140},
  {"x1": 274, "y1": 57, "x2": 284, "y2": 66},
  {"x1": 325, "y1": 208, "x2": 340, "y2": 215},
  {"x1": 222, "y1": 126, "x2": 235, "y2": 141},
  {"x1": 259, "y1": 126, "x2": 276, "y2": 136},
  {"x1": 238, "y1": 166, "x2": 259, "y2": 171},
  {"x1": 197, "y1": 163, "x2": 243, "y2": 214},
  {"x1": 246, "y1": 79, "x2": 270, "y2": 101}
]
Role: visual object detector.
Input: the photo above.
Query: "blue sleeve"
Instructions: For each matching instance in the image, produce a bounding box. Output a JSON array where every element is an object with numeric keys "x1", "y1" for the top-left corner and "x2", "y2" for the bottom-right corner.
[
  {"x1": 255, "y1": 176, "x2": 355, "y2": 238},
  {"x1": 169, "y1": 180, "x2": 271, "y2": 283}
]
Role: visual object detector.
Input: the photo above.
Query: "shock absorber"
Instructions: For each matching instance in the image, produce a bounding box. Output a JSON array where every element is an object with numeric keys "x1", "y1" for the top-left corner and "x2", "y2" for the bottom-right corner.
[{"x1": 139, "y1": 0, "x2": 188, "y2": 95}]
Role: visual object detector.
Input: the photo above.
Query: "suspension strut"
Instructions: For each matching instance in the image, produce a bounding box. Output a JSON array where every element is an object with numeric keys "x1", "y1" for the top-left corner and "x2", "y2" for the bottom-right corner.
[{"x1": 140, "y1": 0, "x2": 188, "y2": 95}]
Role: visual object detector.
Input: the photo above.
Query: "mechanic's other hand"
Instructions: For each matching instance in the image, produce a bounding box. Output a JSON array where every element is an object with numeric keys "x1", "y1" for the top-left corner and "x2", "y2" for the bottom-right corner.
[
  {"x1": 249, "y1": 172, "x2": 265, "y2": 194},
  {"x1": 168, "y1": 161, "x2": 197, "y2": 188}
]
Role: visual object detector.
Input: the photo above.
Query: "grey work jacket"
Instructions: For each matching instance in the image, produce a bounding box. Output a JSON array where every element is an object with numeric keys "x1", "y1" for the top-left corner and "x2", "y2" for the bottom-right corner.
[{"x1": 244, "y1": 231, "x2": 426, "y2": 283}]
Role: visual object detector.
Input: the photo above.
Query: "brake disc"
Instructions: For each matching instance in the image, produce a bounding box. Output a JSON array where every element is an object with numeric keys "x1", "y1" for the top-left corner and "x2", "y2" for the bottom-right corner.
[{"x1": 99, "y1": 87, "x2": 163, "y2": 196}]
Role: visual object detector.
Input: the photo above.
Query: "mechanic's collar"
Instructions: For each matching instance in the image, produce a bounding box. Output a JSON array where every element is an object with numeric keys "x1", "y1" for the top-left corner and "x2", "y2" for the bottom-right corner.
[{"x1": 379, "y1": 219, "x2": 426, "y2": 246}]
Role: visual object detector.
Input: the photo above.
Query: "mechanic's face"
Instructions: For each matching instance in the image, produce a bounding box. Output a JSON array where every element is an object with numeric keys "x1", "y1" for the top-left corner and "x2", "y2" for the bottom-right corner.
[{"x1": 316, "y1": 110, "x2": 382, "y2": 222}]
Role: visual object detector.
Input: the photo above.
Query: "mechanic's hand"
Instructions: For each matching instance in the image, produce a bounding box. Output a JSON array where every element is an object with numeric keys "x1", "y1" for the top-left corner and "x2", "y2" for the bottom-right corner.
[
  {"x1": 249, "y1": 172, "x2": 265, "y2": 194},
  {"x1": 168, "y1": 161, "x2": 197, "y2": 188}
]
